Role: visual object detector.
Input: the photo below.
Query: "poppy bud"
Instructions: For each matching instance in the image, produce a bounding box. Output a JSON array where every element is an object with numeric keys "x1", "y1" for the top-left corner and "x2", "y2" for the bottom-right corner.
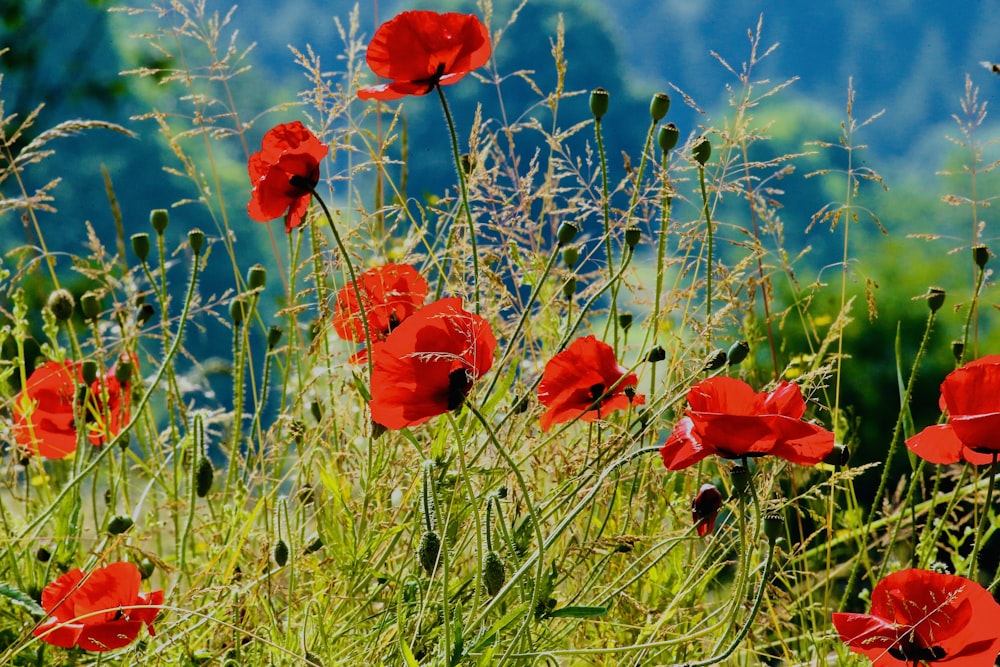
[
  {"x1": 496, "y1": 485, "x2": 508, "y2": 499},
  {"x1": 692, "y1": 136, "x2": 711, "y2": 166},
  {"x1": 763, "y1": 513, "x2": 784, "y2": 544},
  {"x1": 304, "y1": 536, "x2": 323, "y2": 554},
  {"x1": 483, "y1": 551, "x2": 506, "y2": 596},
  {"x1": 188, "y1": 228, "x2": 205, "y2": 255},
  {"x1": 114, "y1": 359, "x2": 133, "y2": 385},
  {"x1": 195, "y1": 456, "x2": 214, "y2": 497},
  {"x1": 618, "y1": 312, "x2": 633, "y2": 332},
  {"x1": 418, "y1": 530, "x2": 441, "y2": 575},
  {"x1": 562, "y1": 246, "x2": 580, "y2": 269},
  {"x1": 81, "y1": 359, "x2": 99, "y2": 386},
  {"x1": 150, "y1": 209, "x2": 169, "y2": 234},
  {"x1": 730, "y1": 465, "x2": 752, "y2": 499},
  {"x1": 650, "y1": 92, "x2": 671, "y2": 122},
  {"x1": 137, "y1": 303, "x2": 155, "y2": 327},
  {"x1": 131, "y1": 233, "x2": 151, "y2": 262},
  {"x1": 296, "y1": 485, "x2": 315, "y2": 505},
  {"x1": 36, "y1": 546, "x2": 52, "y2": 563},
  {"x1": 80, "y1": 291, "x2": 101, "y2": 320},
  {"x1": 691, "y1": 483, "x2": 724, "y2": 537},
  {"x1": 557, "y1": 221, "x2": 579, "y2": 246},
  {"x1": 267, "y1": 325, "x2": 283, "y2": 349},
  {"x1": 624, "y1": 225, "x2": 642, "y2": 249},
  {"x1": 563, "y1": 277, "x2": 577, "y2": 301},
  {"x1": 658, "y1": 123, "x2": 680, "y2": 154},
  {"x1": 703, "y1": 348, "x2": 727, "y2": 370},
  {"x1": 973, "y1": 244, "x2": 990, "y2": 270},
  {"x1": 927, "y1": 286, "x2": 946, "y2": 314},
  {"x1": 589, "y1": 87, "x2": 610, "y2": 120},
  {"x1": 822, "y1": 443, "x2": 850, "y2": 466},
  {"x1": 134, "y1": 558, "x2": 154, "y2": 581},
  {"x1": 107, "y1": 515, "x2": 134, "y2": 535},
  {"x1": 247, "y1": 263, "x2": 267, "y2": 290},
  {"x1": 46, "y1": 289, "x2": 75, "y2": 321},
  {"x1": 273, "y1": 539, "x2": 289, "y2": 567},
  {"x1": 952, "y1": 340, "x2": 965, "y2": 364},
  {"x1": 645, "y1": 345, "x2": 666, "y2": 363},
  {"x1": 310, "y1": 400, "x2": 322, "y2": 422},
  {"x1": 727, "y1": 340, "x2": 750, "y2": 366},
  {"x1": 230, "y1": 296, "x2": 250, "y2": 326},
  {"x1": 290, "y1": 420, "x2": 305, "y2": 444}
]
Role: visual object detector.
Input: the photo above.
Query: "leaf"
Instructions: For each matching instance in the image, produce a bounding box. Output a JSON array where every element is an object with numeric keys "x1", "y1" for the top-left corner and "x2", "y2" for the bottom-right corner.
[
  {"x1": 0, "y1": 583, "x2": 46, "y2": 617},
  {"x1": 546, "y1": 605, "x2": 609, "y2": 619}
]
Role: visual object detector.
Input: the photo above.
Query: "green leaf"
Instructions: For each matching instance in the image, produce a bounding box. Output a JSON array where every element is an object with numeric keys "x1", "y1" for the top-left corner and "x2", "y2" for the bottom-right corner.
[
  {"x1": 0, "y1": 583, "x2": 46, "y2": 617},
  {"x1": 546, "y1": 605, "x2": 609, "y2": 619}
]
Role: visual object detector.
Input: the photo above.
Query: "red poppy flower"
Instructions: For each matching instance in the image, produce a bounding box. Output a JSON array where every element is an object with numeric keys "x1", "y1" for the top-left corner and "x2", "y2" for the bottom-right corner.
[
  {"x1": 33, "y1": 561, "x2": 164, "y2": 652},
  {"x1": 906, "y1": 355, "x2": 1000, "y2": 465},
  {"x1": 247, "y1": 121, "x2": 328, "y2": 232},
  {"x1": 333, "y1": 264, "x2": 428, "y2": 362},
  {"x1": 832, "y1": 568, "x2": 1000, "y2": 666},
  {"x1": 691, "y1": 483, "x2": 724, "y2": 537},
  {"x1": 658, "y1": 376, "x2": 834, "y2": 470},
  {"x1": 357, "y1": 11, "x2": 491, "y2": 101},
  {"x1": 369, "y1": 297, "x2": 496, "y2": 429},
  {"x1": 13, "y1": 360, "x2": 131, "y2": 459},
  {"x1": 536, "y1": 335, "x2": 645, "y2": 431}
]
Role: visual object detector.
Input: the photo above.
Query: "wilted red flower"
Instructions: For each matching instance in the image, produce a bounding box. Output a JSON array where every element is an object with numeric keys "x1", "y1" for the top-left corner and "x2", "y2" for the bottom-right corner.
[
  {"x1": 13, "y1": 360, "x2": 131, "y2": 459},
  {"x1": 536, "y1": 335, "x2": 645, "y2": 431},
  {"x1": 333, "y1": 264, "x2": 428, "y2": 362},
  {"x1": 369, "y1": 297, "x2": 496, "y2": 429},
  {"x1": 832, "y1": 568, "x2": 1000, "y2": 666},
  {"x1": 659, "y1": 376, "x2": 834, "y2": 470},
  {"x1": 906, "y1": 355, "x2": 1000, "y2": 465},
  {"x1": 247, "y1": 121, "x2": 328, "y2": 232},
  {"x1": 357, "y1": 11, "x2": 491, "y2": 101},
  {"x1": 691, "y1": 483, "x2": 724, "y2": 537},
  {"x1": 34, "y1": 561, "x2": 164, "y2": 652}
]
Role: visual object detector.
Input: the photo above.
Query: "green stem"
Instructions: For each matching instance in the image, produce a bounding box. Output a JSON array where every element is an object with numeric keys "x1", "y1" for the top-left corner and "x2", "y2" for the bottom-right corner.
[
  {"x1": 969, "y1": 453, "x2": 998, "y2": 581},
  {"x1": 436, "y1": 84, "x2": 481, "y2": 314},
  {"x1": 697, "y1": 164, "x2": 713, "y2": 349},
  {"x1": 595, "y1": 116, "x2": 612, "y2": 284}
]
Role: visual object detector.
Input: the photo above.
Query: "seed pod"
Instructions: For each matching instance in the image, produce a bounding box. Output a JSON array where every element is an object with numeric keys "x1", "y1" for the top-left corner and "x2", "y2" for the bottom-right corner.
[
  {"x1": 188, "y1": 228, "x2": 205, "y2": 254},
  {"x1": 703, "y1": 348, "x2": 727, "y2": 370},
  {"x1": 195, "y1": 457, "x2": 214, "y2": 498},
  {"x1": 562, "y1": 277, "x2": 577, "y2": 301},
  {"x1": 247, "y1": 264, "x2": 267, "y2": 290},
  {"x1": 692, "y1": 136, "x2": 711, "y2": 166},
  {"x1": 645, "y1": 345, "x2": 666, "y2": 363},
  {"x1": 927, "y1": 287, "x2": 946, "y2": 314},
  {"x1": 557, "y1": 221, "x2": 579, "y2": 246},
  {"x1": 562, "y1": 246, "x2": 580, "y2": 269},
  {"x1": 763, "y1": 513, "x2": 784, "y2": 544},
  {"x1": 80, "y1": 291, "x2": 101, "y2": 320},
  {"x1": 624, "y1": 226, "x2": 641, "y2": 249},
  {"x1": 131, "y1": 233, "x2": 151, "y2": 262},
  {"x1": 658, "y1": 123, "x2": 680, "y2": 154},
  {"x1": 589, "y1": 87, "x2": 610, "y2": 120},
  {"x1": 138, "y1": 557, "x2": 155, "y2": 580},
  {"x1": 973, "y1": 244, "x2": 990, "y2": 270},
  {"x1": 649, "y1": 92, "x2": 670, "y2": 122},
  {"x1": 267, "y1": 325, "x2": 284, "y2": 349},
  {"x1": 727, "y1": 340, "x2": 750, "y2": 366},
  {"x1": 150, "y1": 209, "x2": 169, "y2": 234},
  {"x1": 483, "y1": 551, "x2": 506, "y2": 596}
]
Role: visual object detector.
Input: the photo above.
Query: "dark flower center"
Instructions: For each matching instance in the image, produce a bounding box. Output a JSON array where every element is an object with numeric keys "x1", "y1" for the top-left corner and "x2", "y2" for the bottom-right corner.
[
  {"x1": 447, "y1": 368, "x2": 471, "y2": 411},
  {"x1": 887, "y1": 637, "x2": 946, "y2": 663},
  {"x1": 415, "y1": 62, "x2": 447, "y2": 94},
  {"x1": 289, "y1": 173, "x2": 319, "y2": 194}
]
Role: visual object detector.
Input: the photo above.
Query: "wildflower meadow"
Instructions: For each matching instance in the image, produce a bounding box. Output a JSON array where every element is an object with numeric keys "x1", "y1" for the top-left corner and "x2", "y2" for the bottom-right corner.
[{"x1": 3, "y1": 2, "x2": 1000, "y2": 665}]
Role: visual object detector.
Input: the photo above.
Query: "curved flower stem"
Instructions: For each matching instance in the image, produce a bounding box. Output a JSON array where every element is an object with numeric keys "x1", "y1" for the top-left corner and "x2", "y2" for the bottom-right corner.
[
  {"x1": 647, "y1": 152, "x2": 673, "y2": 394},
  {"x1": 681, "y1": 539, "x2": 776, "y2": 667},
  {"x1": 436, "y1": 84, "x2": 481, "y2": 314},
  {"x1": 697, "y1": 163, "x2": 713, "y2": 350},
  {"x1": 960, "y1": 261, "x2": 987, "y2": 363},
  {"x1": 839, "y1": 310, "x2": 936, "y2": 610},
  {"x1": 468, "y1": 443, "x2": 661, "y2": 629},
  {"x1": 447, "y1": 414, "x2": 485, "y2": 614},
  {"x1": 969, "y1": 453, "x2": 998, "y2": 581}
]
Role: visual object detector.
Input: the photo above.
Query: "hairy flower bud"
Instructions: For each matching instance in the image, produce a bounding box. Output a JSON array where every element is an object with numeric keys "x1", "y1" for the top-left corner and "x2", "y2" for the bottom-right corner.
[
  {"x1": 273, "y1": 539, "x2": 289, "y2": 567},
  {"x1": 46, "y1": 289, "x2": 75, "y2": 322},
  {"x1": 703, "y1": 348, "x2": 727, "y2": 371},
  {"x1": 107, "y1": 515, "x2": 134, "y2": 535},
  {"x1": 195, "y1": 457, "x2": 214, "y2": 498},
  {"x1": 557, "y1": 221, "x2": 579, "y2": 246},
  {"x1": 81, "y1": 359, "x2": 99, "y2": 386},
  {"x1": 645, "y1": 345, "x2": 666, "y2": 363},
  {"x1": 418, "y1": 530, "x2": 442, "y2": 575},
  {"x1": 727, "y1": 340, "x2": 750, "y2": 366},
  {"x1": 483, "y1": 551, "x2": 506, "y2": 596}
]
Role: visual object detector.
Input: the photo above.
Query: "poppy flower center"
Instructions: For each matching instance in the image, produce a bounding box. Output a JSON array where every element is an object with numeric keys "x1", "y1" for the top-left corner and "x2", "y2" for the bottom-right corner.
[
  {"x1": 888, "y1": 637, "x2": 946, "y2": 663},
  {"x1": 288, "y1": 173, "x2": 318, "y2": 194},
  {"x1": 447, "y1": 368, "x2": 471, "y2": 411},
  {"x1": 415, "y1": 62, "x2": 447, "y2": 94}
]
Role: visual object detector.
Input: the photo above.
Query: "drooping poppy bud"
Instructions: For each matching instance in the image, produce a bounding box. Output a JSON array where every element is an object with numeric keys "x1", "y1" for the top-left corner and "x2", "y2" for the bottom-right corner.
[
  {"x1": 703, "y1": 348, "x2": 727, "y2": 370},
  {"x1": 691, "y1": 483, "x2": 723, "y2": 537},
  {"x1": 645, "y1": 345, "x2": 666, "y2": 363}
]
